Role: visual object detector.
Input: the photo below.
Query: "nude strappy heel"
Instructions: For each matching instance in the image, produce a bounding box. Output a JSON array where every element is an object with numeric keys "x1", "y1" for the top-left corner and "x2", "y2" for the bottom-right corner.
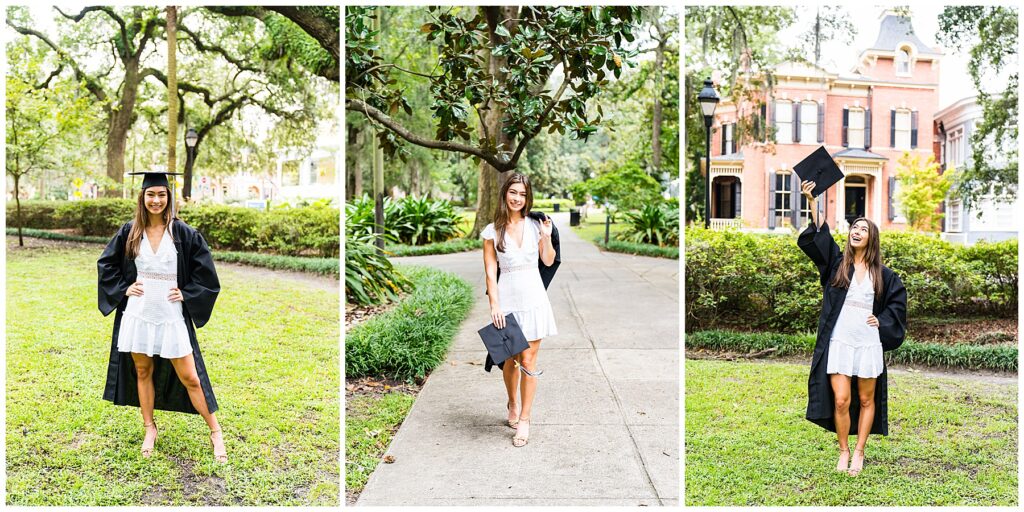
[
  {"x1": 836, "y1": 447, "x2": 850, "y2": 471},
  {"x1": 507, "y1": 401, "x2": 519, "y2": 429},
  {"x1": 141, "y1": 421, "x2": 158, "y2": 458},
  {"x1": 209, "y1": 429, "x2": 228, "y2": 463},
  {"x1": 512, "y1": 419, "x2": 530, "y2": 447},
  {"x1": 848, "y1": 448, "x2": 865, "y2": 476}
]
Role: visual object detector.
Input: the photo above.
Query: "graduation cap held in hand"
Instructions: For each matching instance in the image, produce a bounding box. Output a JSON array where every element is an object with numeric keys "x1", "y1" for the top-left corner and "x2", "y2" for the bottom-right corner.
[
  {"x1": 478, "y1": 314, "x2": 529, "y2": 366},
  {"x1": 793, "y1": 146, "x2": 844, "y2": 197}
]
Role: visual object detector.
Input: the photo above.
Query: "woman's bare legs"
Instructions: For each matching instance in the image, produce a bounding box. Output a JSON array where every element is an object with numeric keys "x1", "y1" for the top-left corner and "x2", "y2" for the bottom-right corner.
[
  {"x1": 502, "y1": 355, "x2": 521, "y2": 427},
  {"x1": 131, "y1": 353, "x2": 158, "y2": 457},
  {"x1": 830, "y1": 373, "x2": 852, "y2": 471},
  {"x1": 850, "y1": 377, "x2": 877, "y2": 476},
  {"x1": 514, "y1": 340, "x2": 541, "y2": 446},
  {"x1": 169, "y1": 354, "x2": 226, "y2": 462}
]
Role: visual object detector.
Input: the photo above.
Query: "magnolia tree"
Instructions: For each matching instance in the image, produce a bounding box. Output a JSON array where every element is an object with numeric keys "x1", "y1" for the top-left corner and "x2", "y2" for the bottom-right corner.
[{"x1": 346, "y1": 6, "x2": 644, "y2": 235}]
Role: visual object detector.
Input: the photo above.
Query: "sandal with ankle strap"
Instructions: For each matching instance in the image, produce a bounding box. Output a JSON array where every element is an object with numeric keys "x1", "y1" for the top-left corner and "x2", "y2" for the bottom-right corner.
[
  {"x1": 209, "y1": 429, "x2": 228, "y2": 463},
  {"x1": 848, "y1": 448, "x2": 865, "y2": 476},
  {"x1": 141, "y1": 421, "x2": 158, "y2": 458},
  {"x1": 836, "y1": 447, "x2": 850, "y2": 472},
  {"x1": 512, "y1": 419, "x2": 530, "y2": 447},
  {"x1": 507, "y1": 401, "x2": 519, "y2": 429}
]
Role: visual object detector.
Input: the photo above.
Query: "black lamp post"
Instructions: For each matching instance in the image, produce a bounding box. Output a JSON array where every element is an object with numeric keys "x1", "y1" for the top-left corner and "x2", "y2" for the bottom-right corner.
[
  {"x1": 184, "y1": 127, "x2": 199, "y2": 200},
  {"x1": 698, "y1": 78, "x2": 719, "y2": 229}
]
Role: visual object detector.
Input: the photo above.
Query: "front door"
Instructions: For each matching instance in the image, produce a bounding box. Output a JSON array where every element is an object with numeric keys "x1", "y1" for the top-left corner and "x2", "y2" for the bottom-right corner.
[{"x1": 845, "y1": 186, "x2": 866, "y2": 225}]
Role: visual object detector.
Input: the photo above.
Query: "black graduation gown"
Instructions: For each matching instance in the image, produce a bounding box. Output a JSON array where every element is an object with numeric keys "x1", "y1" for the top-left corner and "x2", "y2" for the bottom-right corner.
[
  {"x1": 98, "y1": 219, "x2": 221, "y2": 415},
  {"x1": 797, "y1": 221, "x2": 907, "y2": 435},
  {"x1": 484, "y1": 215, "x2": 561, "y2": 372}
]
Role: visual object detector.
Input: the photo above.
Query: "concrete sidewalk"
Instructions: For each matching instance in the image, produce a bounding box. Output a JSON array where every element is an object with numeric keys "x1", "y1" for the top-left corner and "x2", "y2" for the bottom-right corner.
[{"x1": 356, "y1": 212, "x2": 679, "y2": 506}]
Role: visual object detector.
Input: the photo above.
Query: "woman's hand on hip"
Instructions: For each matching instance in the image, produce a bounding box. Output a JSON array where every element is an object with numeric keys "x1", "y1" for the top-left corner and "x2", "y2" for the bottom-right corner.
[
  {"x1": 491, "y1": 307, "x2": 506, "y2": 329},
  {"x1": 126, "y1": 281, "x2": 144, "y2": 297},
  {"x1": 167, "y1": 287, "x2": 184, "y2": 303},
  {"x1": 866, "y1": 314, "x2": 879, "y2": 327}
]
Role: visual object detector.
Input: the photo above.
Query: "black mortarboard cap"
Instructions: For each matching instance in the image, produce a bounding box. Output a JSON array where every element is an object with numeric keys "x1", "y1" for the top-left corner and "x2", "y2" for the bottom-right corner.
[
  {"x1": 128, "y1": 171, "x2": 182, "y2": 190},
  {"x1": 793, "y1": 146, "x2": 844, "y2": 197},
  {"x1": 478, "y1": 314, "x2": 529, "y2": 365}
]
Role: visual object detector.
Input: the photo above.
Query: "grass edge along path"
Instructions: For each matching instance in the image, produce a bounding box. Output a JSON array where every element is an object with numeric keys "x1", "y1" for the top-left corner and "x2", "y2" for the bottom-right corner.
[
  {"x1": 686, "y1": 330, "x2": 1018, "y2": 372},
  {"x1": 685, "y1": 359, "x2": 1017, "y2": 506},
  {"x1": 7, "y1": 228, "x2": 338, "y2": 276},
  {"x1": 344, "y1": 265, "x2": 475, "y2": 498}
]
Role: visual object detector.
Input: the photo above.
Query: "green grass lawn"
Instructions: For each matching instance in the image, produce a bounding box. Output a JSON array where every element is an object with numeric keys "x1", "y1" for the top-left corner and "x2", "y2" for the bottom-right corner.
[
  {"x1": 6, "y1": 244, "x2": 340, "y2": 506},
  {"x1": 571, "y1": 209, "x2": 628, "y2": 243},
  {"x1": 685, "y1": 359, "x2": 1017, "y2": 506},
  {"x1": 345, "y1": 391, "x2": 415, "y2": 500}
]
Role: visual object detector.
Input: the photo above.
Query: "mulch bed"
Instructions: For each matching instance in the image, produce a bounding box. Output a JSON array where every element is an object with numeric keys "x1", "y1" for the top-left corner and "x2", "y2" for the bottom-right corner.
[{"x1": 908, "y1": 317, "x2": 1018, "y2": 346}]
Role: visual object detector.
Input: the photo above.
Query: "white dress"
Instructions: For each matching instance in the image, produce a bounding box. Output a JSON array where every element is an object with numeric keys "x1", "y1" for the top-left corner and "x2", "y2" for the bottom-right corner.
[
  {"x1": 117, "y1": 228, "x2": 193, "y2": 358},
  {"x1": 482, "y1": 220, "x2": 557, "y2": 340},
  {"x1": 826, "y1": 273, "x2": 883, "y2": 378}
]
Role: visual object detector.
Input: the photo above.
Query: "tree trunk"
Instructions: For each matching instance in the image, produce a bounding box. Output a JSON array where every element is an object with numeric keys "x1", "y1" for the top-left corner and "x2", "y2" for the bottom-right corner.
[
  {"x1": 471, "y1": 6, "x2": 519, "y2": 237},
  {"x1": 166, "y1": 6, "x2": 179, "y2": 208},
  {"x1": 651, "y1": 19, "x2": 665, "y2": 180},
  {"x1": 14, "y1": 173, "x2": 24, "y2": 247},
  {"x1": 105, "y1": 58, "x2": 143, "y2": 189}
]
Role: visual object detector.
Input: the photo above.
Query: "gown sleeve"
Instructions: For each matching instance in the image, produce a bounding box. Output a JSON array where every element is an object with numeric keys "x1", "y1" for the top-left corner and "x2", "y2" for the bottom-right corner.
[
  {"x1": 181, "y1": 227, "x2": 220, "y2": 328},
  {"x1": 878, "y1": 271, "x2": 908, "y2": 352},
  {"x1": 97, "y1": 223, "x2": 131, "y2": 316},
  {"x1": 797, "y1": 221, "x2": 841, "y2": 288}
]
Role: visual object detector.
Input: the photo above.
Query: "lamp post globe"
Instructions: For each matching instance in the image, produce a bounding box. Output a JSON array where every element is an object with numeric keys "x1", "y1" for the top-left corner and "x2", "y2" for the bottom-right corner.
[{"x1": 697, "y1": 78, "x2": 719, "y2": 228}]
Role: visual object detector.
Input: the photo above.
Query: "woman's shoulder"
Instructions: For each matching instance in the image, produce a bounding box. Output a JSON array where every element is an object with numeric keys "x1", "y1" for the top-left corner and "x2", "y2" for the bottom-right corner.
[{"x1": 481, "y1": 223, "x2": 496, "y2": 240}]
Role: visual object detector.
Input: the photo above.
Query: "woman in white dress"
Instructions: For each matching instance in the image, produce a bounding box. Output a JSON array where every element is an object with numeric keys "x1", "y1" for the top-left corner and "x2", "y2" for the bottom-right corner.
[
  {"x1": 798, "y1": 179, "x2": 907, "y2": 476},
  {"x1": 482, "y1": 173, "x2": 557, "y2": 447},
  {"x1": 98, "y1": 172, "x2": 226, "y2": 462}
]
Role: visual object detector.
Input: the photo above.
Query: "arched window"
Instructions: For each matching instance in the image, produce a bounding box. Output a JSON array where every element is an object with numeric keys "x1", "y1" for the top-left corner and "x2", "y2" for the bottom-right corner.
[{"x1": 896, "y1": 47, "x2": 911, "y2": 74}]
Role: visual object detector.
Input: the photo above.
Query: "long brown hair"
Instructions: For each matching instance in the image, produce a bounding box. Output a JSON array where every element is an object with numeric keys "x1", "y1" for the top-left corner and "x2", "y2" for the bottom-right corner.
[
  {"x1": 831, "y1": 217, "x2": 883, "y2": 299},
  {"x1": 126, "y1": 187, "x2": 175, "y2": 259},
  {"x1": 493, "y1": 173, "x2": 533, "y2": 253}
]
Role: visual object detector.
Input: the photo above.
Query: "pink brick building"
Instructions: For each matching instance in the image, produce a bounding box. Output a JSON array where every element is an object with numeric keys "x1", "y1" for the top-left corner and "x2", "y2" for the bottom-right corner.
[{"x1": 706, "y1": 12, "x2": 941, "y2": 232}]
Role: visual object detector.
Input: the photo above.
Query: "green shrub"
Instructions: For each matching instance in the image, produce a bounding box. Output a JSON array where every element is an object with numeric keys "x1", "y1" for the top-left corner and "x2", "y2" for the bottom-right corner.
[
  {"x1": 387, "y1": 238, "x2": 482, "y2": 257},
  {"x1": 619, "y1": 203, "x2": 679, "y2": 246},
  {"x1": 5, "y1": 200, "x2": 65, "y2": 229},
  {"x1": 532, "y1": 198, "x2": 574, "y2": 212},
  {"x1": 345, "y1": 194, "x2": 463, "y2": 246},
  {"x1": 345, "y1": 232, "x2": 412, "y2": 305},
  {"x1": 596, "y1": 237, "x2": 679, "y2": 259},
  {"x1": 346, "y1": 265, "x2": 474, "y2": 380},
  {"x1": 686, "y1": 330, "x2": 1017, "y2": 371},
  {"x1": 572, "y1": 160, "x2": 662, "y2": 212},
  {"x1": 55, "y1": 199, "x2": 135, "y2": 235},
  {"x1": 215, "y1": 251, "x2": 338, "y2": 276},
  {"x1": 685, "y1": 225, "x2": 1018, "y2": 334},
  {"x1": 8, "y1": 199, "x2": 340, "y2": 257}
]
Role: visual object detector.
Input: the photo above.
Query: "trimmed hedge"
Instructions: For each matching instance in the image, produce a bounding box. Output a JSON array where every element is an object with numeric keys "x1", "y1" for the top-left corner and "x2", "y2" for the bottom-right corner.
[
  {"x1": 386, "y1": 238, "x2": 482, "y2": 257},
  {"x1": 7, "y1": 199, "x2": 339, "y2": 257},
  {"x1": 596, "y1": 237, "x2": 679, "y2": 259},
  {"x1": 346, "y1": 265, "x2": 475, "y2": 380},
  {"x1": 685, "y1": 226, "x2": 1018, "y2": 333},
  {"x1": 215, "y1": 251, "x2": 338, "y2": 276},
  {"x1": 686, "y1": 330, "x2": 1017, "y2": 372},
  {"x1": 6, "y1": 228, "x2": 337, "y2": 276},
  {"x1": 532, "y1": 198, "x2": 575, "y2": 212}
]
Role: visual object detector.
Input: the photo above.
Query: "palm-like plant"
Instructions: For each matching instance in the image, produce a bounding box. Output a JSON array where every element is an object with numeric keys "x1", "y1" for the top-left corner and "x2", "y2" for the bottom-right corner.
[{"x1": 619, "y1": 203, "x2": 679, "y2": 247}]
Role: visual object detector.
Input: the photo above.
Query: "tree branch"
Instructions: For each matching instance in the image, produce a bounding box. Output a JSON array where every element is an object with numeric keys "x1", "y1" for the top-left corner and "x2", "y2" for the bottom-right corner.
[
  {"x1": 6, "y1": 19, "x2": 108, "y2": 103},
  {"x1": 508, "y1": 63, "x2": 571, "y2": 166},
  {"x1": 177, "y1": 23, "x2": 263, "y2": 74},
  {"x1": 347, "y1": 97, "x2": 514, "y2": 172}
]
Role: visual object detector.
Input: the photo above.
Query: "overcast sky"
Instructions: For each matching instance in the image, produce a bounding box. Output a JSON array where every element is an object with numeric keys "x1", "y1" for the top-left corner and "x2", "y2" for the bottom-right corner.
[{"x1": 778, "y1": 5, "x2": 980, "y2": 108}]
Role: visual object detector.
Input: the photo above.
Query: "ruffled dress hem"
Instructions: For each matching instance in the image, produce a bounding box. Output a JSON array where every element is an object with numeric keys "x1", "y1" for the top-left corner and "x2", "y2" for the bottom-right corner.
[{"x1": 826, "y1": 338, "x2": 884, "y2": 378}]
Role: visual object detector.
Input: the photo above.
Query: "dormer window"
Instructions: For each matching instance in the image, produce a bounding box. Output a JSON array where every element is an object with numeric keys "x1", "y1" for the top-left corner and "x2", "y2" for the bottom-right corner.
[{"x1": 896, "y1": 47, "x2": 911, "y2": 75}]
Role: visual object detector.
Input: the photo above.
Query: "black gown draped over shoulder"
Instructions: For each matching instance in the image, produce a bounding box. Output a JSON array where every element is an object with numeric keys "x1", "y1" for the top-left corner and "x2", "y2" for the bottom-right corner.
[
  {"x1": 97, "y1": 219, "x2": 221, "y2": 414},
  {"x1": 797, "y1": 221, "x2": 907, "y2": 435}
]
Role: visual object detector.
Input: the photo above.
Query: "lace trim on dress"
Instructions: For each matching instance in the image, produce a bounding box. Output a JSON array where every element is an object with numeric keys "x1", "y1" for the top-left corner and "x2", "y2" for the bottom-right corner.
[
  {"x1": 844, "y1": 298, "x2": 873, "y2": 310},
  {"x1": 500, "y1": 263, "x2": 534, "y2": 273},
  {"x1": 138, "y1": 271, "x2": 177, "y2": 281}
]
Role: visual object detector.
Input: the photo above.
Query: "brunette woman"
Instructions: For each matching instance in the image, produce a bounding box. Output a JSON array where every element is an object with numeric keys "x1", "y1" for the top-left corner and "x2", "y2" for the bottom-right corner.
[
  {"x1": 482, "y1": 173, "x2": 557, "y2": 447},
  {"x1": 797, "y1": 179, "x2": 907, "y2": 476},
  {"x1": 97, "y1": 171, "x2": 226, "y2": 462}
]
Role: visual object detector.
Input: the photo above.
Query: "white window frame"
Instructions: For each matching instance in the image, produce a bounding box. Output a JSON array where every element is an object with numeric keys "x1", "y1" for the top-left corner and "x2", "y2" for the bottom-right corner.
[
  {"x1": 894, "y1": 109, "x2": 912, "y2": 150},
  {"x1": 848, "y1": 108, "x2": 865, "y2": 149},
  {"x1": 947, "y1": 198, "x2": 962, "y2": 232},
  {"x1": 948, "y1": 126, "x2": 965, "y2": 168},
  {"x1": 896, "y1": 47, "x2": 911, "y2": 75},
  {"x1": 774, "y1": 171, "x2": 793, "y2": 226},
  {"x1": 800, "y1": 102, "x2": 817, "y2": 144},
  {"x1": 724, "y1": 123, "x2": 735, "y2": 155},
  {"x1": 775, "y1": 100, "x2": 793, "y2": 144}
]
